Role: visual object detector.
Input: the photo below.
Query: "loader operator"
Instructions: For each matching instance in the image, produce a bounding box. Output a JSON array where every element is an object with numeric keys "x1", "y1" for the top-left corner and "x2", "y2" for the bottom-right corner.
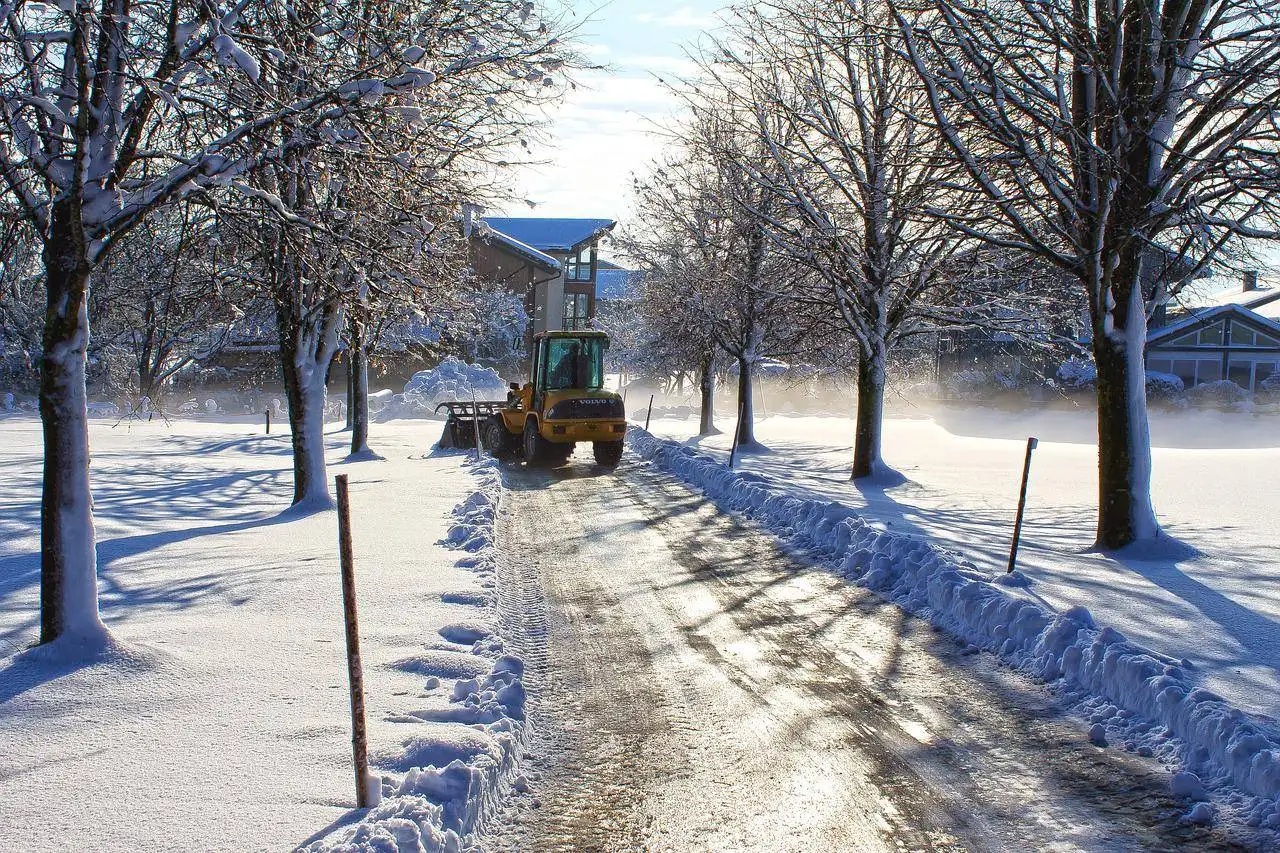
[{"x1": 549, "y1": 342, "x2": 581, "y2": 390}]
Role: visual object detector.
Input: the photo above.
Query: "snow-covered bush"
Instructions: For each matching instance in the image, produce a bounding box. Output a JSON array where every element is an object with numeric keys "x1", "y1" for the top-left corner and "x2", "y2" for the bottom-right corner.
[
  {"x1": 1145, "y1": 371, "x2": 1187, "y2": 409},
  {"x1": 1186, "y1": 379, "x2": 1251, "y2": 410},
  {"x1": 1055, "y1": 357, "x2": 1097, "y2": 391},
  {"x1": 1257, "y1": 372, "x2": 1280, "y2": 403},
  {"x1": 378, "y1": 358, "x2": 508, "y2": 421}
]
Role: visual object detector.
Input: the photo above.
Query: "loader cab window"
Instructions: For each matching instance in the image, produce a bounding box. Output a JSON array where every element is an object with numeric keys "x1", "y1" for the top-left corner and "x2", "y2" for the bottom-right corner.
[{"x1": 539, "y1": 337, "x2": 606, "y2": 392}]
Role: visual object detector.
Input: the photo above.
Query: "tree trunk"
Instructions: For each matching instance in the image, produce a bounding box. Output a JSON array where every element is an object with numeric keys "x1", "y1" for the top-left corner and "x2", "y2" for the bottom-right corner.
[
  {"x1": 345, "y1": 355, "x2": 354, "y2": 431},
  {"x1": 698, "y1": 349, "x2": 718, "y2": 436},
  {"x1": 350, "y1": 343, "x2": 370, "y2": 456},
  {"x1": 39, "y1": 226, "x2": 107, "y2": 645},
  {"x1": 281, "y1": 351, "x2": 332, "y2": 508},
  {"x1": 1092, "y1": 287, "x2": 1158, "y2": 548},
  {"x1": 851, "y1": 346, "x2": 887, "y2": 480},
  {"x1": 735, "y1": 355, "x2": 755, "y2": 446}
]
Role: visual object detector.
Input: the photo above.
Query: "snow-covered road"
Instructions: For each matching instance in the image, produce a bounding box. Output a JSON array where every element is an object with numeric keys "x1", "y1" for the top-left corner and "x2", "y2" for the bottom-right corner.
[{"x1": 484, "y1": 458, "x2": 1241, "y2": 851}]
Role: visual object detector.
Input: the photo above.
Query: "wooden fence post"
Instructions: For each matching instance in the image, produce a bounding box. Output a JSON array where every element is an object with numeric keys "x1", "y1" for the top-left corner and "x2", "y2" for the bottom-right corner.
[
  {"x1": 335, "y1": 475, "x2": 378, "y2": 808},
  {"x1": 1007, "y1": 437, "x2": 1039, "y2": 574},
  {"x1": 265, "y1": 409, "x2": 271, "y2": 435}
]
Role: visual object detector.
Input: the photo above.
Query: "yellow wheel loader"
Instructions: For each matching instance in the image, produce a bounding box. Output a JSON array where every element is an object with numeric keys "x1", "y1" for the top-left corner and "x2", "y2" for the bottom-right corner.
[{"x1": 437, "y1": 331, "x2": 627, "y2": 467}]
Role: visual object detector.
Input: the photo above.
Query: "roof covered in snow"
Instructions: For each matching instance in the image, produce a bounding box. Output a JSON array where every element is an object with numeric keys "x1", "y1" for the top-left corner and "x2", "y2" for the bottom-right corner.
[
  {"x1": 476, "y1": 223, "x2": 562, "y2": 272},
  {"x1": 481, "y1": 217, "x2": 616, "y2": 254},
  {"x1": 1174, "y1": 272, "x2": 1280, "y2": 314}
]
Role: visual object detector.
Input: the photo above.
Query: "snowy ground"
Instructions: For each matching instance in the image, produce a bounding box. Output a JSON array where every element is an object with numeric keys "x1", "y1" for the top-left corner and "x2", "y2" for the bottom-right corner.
[
  {"x1": 0, "y1": 416, "x2": 514, "y2": 852},
  {"x1": 644, "y1": 404, "x2": 1280, "y2": 723},
  {"x1": 486, "y1": 459, "x2": 1243, "y2": 851}
]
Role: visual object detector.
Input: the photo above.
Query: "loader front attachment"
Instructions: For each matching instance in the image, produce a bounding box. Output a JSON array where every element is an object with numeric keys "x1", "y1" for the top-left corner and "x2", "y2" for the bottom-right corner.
[{"x1": 435, "y1": 400, "x2": 505, "y2": 450}]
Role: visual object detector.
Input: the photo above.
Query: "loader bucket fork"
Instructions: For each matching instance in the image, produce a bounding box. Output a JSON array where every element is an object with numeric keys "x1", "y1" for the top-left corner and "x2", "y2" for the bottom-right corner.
[{"x1": 435, "y1": 400, "x2": 505, "y2": 450}]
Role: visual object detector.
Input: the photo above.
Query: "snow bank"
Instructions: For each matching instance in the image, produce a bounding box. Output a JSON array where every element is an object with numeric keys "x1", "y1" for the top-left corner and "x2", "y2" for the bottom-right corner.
[
  {"x1": 377, "y1": 358, "x2": 507, "y2": 421},
  {"x1": 627, "y1": 427, "x2": 1280, "y2": 829},
  {"x1": 306, "y1": 460, "x2": 529, "y2": 852}
]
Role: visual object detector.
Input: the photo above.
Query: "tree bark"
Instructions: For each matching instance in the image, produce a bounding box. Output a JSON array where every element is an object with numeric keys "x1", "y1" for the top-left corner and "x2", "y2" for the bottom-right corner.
[
  {"x1": 698, "y1": 348, "x2": 718, "y2": 436},
  {"x1": 345, "y1": 355, "x2": 354, "y2": 431},
  {"x1": 735, "y1": 355, "x2": 755, "y2": 446},
  {"x1": 277, "y1": 287, "x2": 342, "y2": 508},
  {"x1": 1092, "y1": 286, "x2": 1159, "y2": 548},
  {"x1": 851, "y1": 346, "x2": 887, "y2": 480},
  {"x1": 39, "y1": 218, "x2": 107, "y2": 645},
  {"x1": 350, "y1": 342, "x2": 370, "y2": 456}
]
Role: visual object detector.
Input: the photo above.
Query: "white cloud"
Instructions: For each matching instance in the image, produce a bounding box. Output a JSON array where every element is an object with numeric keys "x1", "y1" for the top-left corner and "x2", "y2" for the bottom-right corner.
[{"x1": 634, "y1": 6, "x2": 720, "y2": 28}]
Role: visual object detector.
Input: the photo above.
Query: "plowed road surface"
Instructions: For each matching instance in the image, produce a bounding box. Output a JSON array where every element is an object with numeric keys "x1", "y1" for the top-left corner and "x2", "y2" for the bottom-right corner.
[{"x1": 483, "y1": 455, "x2": 1241, "y2": 852}]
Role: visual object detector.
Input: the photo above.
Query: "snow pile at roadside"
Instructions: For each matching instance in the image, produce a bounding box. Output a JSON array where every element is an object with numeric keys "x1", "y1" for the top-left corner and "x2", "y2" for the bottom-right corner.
[
  {"x1": 377, "y1": 359, "x2": 507, "y2": 421},
  {"x1": 627, "y1": 427, "x2": 1280, "y2": 833},
  {"x1": 307, "y1": 460, "x2": 529, "y2": 852}
]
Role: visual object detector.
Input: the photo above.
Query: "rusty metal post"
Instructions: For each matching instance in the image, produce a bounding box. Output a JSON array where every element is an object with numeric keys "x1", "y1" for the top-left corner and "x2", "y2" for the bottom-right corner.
[
  {"x1": 644, "y1": 394, "x2": 655, "y2": 431},
  {"x1": 1007, "y1": 437, "x2": 1039, "y2": 573},
  {"x1": 335, "y1": 475, "x2": 375, "y2": 807}
]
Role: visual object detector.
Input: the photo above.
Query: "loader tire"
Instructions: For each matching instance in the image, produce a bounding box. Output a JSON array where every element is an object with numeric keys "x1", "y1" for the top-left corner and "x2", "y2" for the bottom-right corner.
[
  {"x1": 593, "y1": 440, "x2": 624, "y2": 468},
  {"x1": 483, "y1": 418, "x2": 514, "y2": 457},
  {"x1": 523, "y1": 418, "x2": 556, "y2": 465}
]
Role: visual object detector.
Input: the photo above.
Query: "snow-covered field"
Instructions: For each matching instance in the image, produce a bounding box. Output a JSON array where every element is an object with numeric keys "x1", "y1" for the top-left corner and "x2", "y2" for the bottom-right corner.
[
  {"x1": 0, "y1": 416, "x2": 520, "y2": 852},
  {"x1": 646, "y1": 406, "x2": 1280, "y2": 722}
]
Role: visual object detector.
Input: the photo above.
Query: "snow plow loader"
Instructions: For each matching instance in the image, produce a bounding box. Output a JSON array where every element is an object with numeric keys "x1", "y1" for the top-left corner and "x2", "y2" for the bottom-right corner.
[{"x1": 437, "y1": 331, "x2": 627, "y2": 466}]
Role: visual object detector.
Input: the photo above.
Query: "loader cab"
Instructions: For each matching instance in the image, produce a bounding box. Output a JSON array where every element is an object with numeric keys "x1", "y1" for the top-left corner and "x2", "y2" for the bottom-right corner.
[{"x1": 529, "y1": 331, "x2": 609, "y2": 407}]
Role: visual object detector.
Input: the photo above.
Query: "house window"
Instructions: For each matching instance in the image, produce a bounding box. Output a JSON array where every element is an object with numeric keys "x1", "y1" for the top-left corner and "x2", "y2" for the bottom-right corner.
[
  {"x1": 565, "y1": 246, "x2": 594, "y2": 282},
  {"x1": 1228, "y1": 362, "x2": 1252, "y2": 388},
  {"x1": 1198, "y1": 322, "x2": 1224, "y2": 346},
  {"x1": 563, "y1": 293, "x2": 590, "y2": 330},
  {"x1": 1230, "y1": 324, "x2": 1256, "y2": 347}
]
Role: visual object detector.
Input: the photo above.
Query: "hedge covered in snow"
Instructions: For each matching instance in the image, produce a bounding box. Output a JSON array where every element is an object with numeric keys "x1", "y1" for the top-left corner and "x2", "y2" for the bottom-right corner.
[{"x1": 626, "y1": 428, "x2": 1280, "y2": 834}]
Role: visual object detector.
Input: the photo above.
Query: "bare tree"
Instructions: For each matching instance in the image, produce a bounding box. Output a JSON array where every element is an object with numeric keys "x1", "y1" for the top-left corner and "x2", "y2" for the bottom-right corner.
[
  {"x1": 631, "y1": 107, "x2": 814, "y2": 448},
  {"x1": 0, "y1": 0, "x2": 548, "y2": 642},
  {"x1": 894, "y1": 0, "x2": 1280, "y2": 546},
  {"x1": 702, "y1": 0, "x2": 1003, "y2": 479}
]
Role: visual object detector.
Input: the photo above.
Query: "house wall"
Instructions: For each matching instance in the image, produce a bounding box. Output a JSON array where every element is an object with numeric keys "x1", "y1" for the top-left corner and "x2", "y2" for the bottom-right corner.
[
  {"x1": 469, "y1": 239, "x2": 565, "y2": 344},
  {"x1": 1146, "y1": 314, "x2": 1280, "y2": 391}
]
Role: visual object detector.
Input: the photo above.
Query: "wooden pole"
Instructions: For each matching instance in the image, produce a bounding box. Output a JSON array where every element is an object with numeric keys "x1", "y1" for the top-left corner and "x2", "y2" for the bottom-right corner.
[
  {"x1": 644, "y1": 394, "x2": 655, "y2": 431},
  {"x1": 265, "y1": 409, "x2": 271, "y2": 435},
  {"x1": 1007, "y1": 437, "x2": 1039, "y2": 574},
  {"x1": 728, "y1": 401, "x2": 746, "y2": 469},
  {"x1": 335, "y1": 475, "x2": 376, "y2": 808}
]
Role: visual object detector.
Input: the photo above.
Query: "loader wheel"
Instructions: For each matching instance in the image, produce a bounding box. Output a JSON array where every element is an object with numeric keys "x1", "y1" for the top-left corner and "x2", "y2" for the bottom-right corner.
[
  {"x1": 483, "y1": 418, "x2": 514, "y2": 458},
  {"x1": 593, "y1": 440, "x2": 624, "y2": 467},
  {"x1": 523, "y1": 418, "x2": 555, "y2": 465}
]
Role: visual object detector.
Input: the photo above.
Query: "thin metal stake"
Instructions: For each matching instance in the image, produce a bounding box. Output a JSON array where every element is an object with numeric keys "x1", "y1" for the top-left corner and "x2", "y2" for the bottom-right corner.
[
  {"x1": 1007, "y1": 437, "x2": 1039, "y2": 574},
  {"x1": 644, "y1": 394, "x2": 655, "y2": 431},
  {"x1": 335, "y1": 475, "x2": 375, "y2": 808}
]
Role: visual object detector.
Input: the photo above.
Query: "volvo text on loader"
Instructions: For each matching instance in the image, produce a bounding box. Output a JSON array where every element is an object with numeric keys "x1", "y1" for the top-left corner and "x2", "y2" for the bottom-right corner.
[{"x1": 436, "y1": 331, "x2": 627, "y2": 466}]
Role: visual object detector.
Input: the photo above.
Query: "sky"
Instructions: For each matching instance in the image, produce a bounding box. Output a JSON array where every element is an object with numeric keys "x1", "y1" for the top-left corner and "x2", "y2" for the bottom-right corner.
[{"x1": 494, "y1": 1, "x2": 728, "y2": 226}]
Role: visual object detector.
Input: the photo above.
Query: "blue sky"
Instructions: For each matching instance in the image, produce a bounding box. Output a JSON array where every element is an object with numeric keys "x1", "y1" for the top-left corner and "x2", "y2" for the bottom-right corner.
[{"x1": 497, "y1": 2, "x2": 727, "y2": 222}]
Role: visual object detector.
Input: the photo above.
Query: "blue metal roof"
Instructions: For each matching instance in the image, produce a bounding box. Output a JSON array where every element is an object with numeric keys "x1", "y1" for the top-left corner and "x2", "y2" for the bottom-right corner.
[
  {"x1": 481, "y1": 217, "x2": 616, "y2": 254},
  {"x1": 596, "y1": 269, "x2": 643, "y2": 301}
]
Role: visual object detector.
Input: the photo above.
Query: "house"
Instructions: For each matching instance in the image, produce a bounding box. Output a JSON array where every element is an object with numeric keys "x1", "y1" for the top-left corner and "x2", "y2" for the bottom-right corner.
[
  {"x1": 1147, "y1": 271, "x2": 1280, "y2": 391},
  {"x1": 469, "y1": 217, "x2": 616, "y2": 346}
]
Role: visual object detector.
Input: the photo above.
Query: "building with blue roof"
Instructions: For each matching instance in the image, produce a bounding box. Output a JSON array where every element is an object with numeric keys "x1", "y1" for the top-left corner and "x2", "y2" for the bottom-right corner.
[{"x1": 469, "y1": 215, "x2": 617, "y2": 349}]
